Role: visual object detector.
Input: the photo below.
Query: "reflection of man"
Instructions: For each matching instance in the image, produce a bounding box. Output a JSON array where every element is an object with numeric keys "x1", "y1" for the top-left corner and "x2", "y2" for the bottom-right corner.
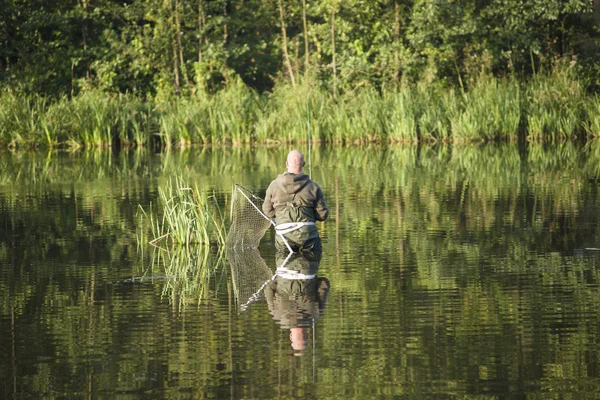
[
  {"x1": 264, "y1": 251, "x2": 330, "y2": 353},
  {"x1": 262, "y1": 150, "x2": 328, "y2": 253}
]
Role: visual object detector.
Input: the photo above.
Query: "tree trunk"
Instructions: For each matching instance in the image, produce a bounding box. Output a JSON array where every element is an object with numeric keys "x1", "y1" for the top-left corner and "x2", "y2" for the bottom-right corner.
[
  {"x1": 80, "y1": 0, "x2": 88, "y2": 52},
  {"x1": 173, "y1": 38, "x2": 181, "y2": 94},
  {"x1": 167, "y1": 0, "x2": 180, "y2": 94},
  {"x1": 80, "y1": 0, "x2": 90, "y2": 84},
  {"x1": 302, "y1": 0, "x2": 310, "y2": 76},
  {"x1": 393, "y1": 0, "x2": 400, "y2": 81},
  {"x1": 278, "y1": 0, "x2": 296, "y2": 86},
  {"x1": 331, "y1": 9, "x2": 337, "y2": 99},
  {"x1": 175, "y1": 0, "x2": 191, "y2": 91},
  {"x1": 223, "y1": 1, "x2": 228, "y2": 45},
  {"x1": 198, "y1": 0, "x2": 205, "y2": 64},
  {"x1": 294, "y1": 36, "x2": 300, "y2": 78}
]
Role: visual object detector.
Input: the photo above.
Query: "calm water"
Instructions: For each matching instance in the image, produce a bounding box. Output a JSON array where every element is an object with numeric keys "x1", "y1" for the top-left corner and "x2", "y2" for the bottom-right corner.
[{"x1": 2, "y1": 144, "x2": 600, "y2": 398}]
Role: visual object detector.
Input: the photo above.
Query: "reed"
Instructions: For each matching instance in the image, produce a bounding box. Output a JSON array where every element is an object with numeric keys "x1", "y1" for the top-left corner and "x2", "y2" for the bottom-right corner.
[
  {"x1": 584, "y1": 94, "x2": 600, "y2": 138},
  {"x1": 335, "y1": 88, "x2": 387, "y2": 143},
  {"x1": 254, "y1": 78, "x2": 328, "y2": 143},
  {"x1": 382, "y1": 87, "x2": 419, "y2": 142},
  {"x1": 138, "y1": 176, "x2": 228, "y2": 248},
  {"x1": 525, "y1": 64, "x2": 586, "y2": 140},
  {"x1": 418, "y1": 88, "x2": 451, "y2": 140},
  {"x1": 448, "y1": 75, "x2": 522, "y2": 140},
  {"x1": 1, "y1": 64, "x2": 598, "y2": 147},
  {"x1": 0, "y1": 90, "x2": 47, "y2": 147}
]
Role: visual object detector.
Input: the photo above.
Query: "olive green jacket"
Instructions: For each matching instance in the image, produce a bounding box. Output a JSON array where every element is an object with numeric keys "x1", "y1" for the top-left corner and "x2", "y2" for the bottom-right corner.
[{"x1": 262, "y1": 172, "x2": 328, "y2": 225}]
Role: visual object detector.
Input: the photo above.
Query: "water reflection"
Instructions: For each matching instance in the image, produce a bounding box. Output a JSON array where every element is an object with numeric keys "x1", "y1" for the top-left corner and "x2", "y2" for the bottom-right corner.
[
  {"x1": 265, "y1": 251, "x2": 330, "y2": 355},
  {"x1": 227, "y1": 246, "x2": 331, "y2": 355},
  {"x1": 139, "y1": 245, "x2": 226, "y2": 309},
  {"x1": 3, "y1": 144, "x2": 600, "y2": 398}
]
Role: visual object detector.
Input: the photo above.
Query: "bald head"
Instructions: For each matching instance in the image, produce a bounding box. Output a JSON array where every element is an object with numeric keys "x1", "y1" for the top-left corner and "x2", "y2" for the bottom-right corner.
[
  {"x1": 290, "y1": 327, "x2": 309, "y2": 351},
  {"x1": 286, "y1": 150, "x2": 305, "y2": 174}
]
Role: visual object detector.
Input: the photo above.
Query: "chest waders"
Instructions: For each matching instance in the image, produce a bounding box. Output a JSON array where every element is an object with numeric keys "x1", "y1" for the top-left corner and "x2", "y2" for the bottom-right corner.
[{"x1": 273, "y1": 186, "x2": 319, "y2": 252}]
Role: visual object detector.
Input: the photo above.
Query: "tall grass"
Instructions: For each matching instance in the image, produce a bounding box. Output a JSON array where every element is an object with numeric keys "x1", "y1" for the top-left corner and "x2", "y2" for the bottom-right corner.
[
  {"x1": 254, "y1": 78, "x2": 327, "y2": 143},
  {"x1": 525, "y1": 64, "x2": 586, "y2": 140},
  {"x1": 138, "y1": 177, "x2": 228, "y2": 249},
  {"x1": 584, "y1": 95, "x2": 600, "y2": 138},
  {"x1": 449, "y1": 76, "x2": 522, "y2": 141},
  {"x1": 1, "y1": 64, "x2": 598, "y2": 147}
]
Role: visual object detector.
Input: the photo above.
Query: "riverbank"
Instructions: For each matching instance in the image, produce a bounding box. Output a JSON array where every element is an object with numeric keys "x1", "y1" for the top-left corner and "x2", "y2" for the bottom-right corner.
[{"x1": 2, "y1": 66, "x2": 599, "y2": 149}]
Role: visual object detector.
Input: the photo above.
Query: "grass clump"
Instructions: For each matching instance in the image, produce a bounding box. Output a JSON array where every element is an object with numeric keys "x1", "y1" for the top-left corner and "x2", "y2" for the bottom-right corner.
[
  {"x1": 447, "y1": 75, "x2": 522, "y2": 141},
  {"x1": 525, "y1": 64, "x2": 586, "y2": 140},
  {"x1": 138, "y1": 177, "x2": 228, "y2": 249},
  {"x1": 254, "y1": 78, "x2": 328, "y2": 143}
]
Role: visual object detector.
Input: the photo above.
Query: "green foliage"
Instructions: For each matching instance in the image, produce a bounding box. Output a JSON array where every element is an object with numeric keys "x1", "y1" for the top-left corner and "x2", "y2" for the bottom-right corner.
[
  {"x1": 449, "y1": 75, "x2": 522, "y2": 140},
  {"x1": 1, "y1": 0, "x2": 597, "y2": 97}
]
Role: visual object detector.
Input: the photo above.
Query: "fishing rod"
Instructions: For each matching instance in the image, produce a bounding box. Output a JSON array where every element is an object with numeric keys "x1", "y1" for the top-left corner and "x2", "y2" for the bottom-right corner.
[{"x1": 307, "y1": 91, "x2": 312, "y2": 180}]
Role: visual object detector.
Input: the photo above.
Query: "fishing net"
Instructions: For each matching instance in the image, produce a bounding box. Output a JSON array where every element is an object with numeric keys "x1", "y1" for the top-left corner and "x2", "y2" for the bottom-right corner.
[
  {"x1": 226, "y1": 184, "x2": 297, "y2": 310},
  {"x1": 227, "y1": 247, "x2": 275, "y2": 311},
  {"x1": 227, "y1": 184, "x2": 272, "y2": 249}
]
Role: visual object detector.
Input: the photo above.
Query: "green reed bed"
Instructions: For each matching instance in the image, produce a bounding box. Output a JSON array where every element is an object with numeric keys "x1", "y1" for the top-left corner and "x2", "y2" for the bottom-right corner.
[
  {"x1": 254, "y1": 79, "x2": 329, "y2": 143},
  {"x1": 330, "y1": 88, "x2": 387, "y2": 143},
  {"x1": 525, "y1": 66, "x2": 586, "y2": 140},
  {"x1": 154, "y1": 79, "x2": 259, "y2": 146},
  {"x1": 0, "y1": 90, "x2": 47, "y2": 146},
  {"x1": 584, "y1": 94, "x2": 600, "y2": 138},
  {"x1": 138, "y1": 177, "x2": 227, "y2": 249},
  {"x1": 381, "y1": 88, "x2": 419, "y2": 142},
  {"x1": 449, "y1": 76, "x2": 522, "y2": 141},
  {"x1": 1, "y1": 65, "x2": 598, "y2": 147}
]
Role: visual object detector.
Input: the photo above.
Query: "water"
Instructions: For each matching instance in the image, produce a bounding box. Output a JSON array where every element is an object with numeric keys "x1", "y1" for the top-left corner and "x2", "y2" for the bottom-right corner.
[{"x1": 2, "y1": 143, "x2": 600, "y2": 398}]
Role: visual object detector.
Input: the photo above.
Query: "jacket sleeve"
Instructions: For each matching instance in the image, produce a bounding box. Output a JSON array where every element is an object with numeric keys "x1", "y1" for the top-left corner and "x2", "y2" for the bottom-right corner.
[
  {"x1": 262, "y1": 183, "x2": 276, "y2": 219},
  {"x1": 315, "y1": 186, "x2": 329, "y2": 221}
]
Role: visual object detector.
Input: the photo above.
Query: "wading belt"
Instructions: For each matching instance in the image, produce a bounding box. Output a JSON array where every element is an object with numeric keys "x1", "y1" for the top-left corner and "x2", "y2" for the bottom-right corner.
[
  {"x1": 275, "y1": 221, "x2": 315, "y2": 235},
  {"x1": 275, "y1": 267, "x2": 316, "y2": 280}
]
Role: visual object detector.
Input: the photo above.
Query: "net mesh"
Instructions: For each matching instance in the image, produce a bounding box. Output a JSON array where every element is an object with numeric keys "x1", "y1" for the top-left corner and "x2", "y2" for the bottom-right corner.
[
  {"x1": 227, "y1": 184, "x2": 272, "y2": 249},
  {"x1": 226, "y1": 247, "x2": 274, "y2": 311},
  {"x1": 227, "y1": 184, "x2": 296, "y2": 310}
]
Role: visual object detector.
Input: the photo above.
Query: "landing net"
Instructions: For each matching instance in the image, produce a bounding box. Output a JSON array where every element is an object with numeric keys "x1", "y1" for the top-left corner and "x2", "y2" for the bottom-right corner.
[
  {"x1": 227, "y1": 184, "x2": 298, "y2": 310},
  {"x1": 227, "y1": 184, "x2": 272, "y2": 249},
  {"x1": 226, "y1": 247, "x2": 275, "y2": 311}
]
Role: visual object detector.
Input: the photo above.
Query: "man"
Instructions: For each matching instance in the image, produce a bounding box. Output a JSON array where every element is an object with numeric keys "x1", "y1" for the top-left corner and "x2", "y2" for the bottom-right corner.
[{"x1": 263, "y1": 150, "x2": 328, "y2": 253}]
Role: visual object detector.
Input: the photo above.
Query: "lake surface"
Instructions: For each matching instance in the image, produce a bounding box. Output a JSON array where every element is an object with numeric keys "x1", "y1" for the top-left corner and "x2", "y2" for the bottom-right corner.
[{"x1": 2, "y1": 143, "x2": 600, "y2": 398}]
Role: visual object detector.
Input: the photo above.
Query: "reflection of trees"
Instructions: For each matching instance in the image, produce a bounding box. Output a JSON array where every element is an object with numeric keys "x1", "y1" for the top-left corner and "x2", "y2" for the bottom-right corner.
[{"x1": 1, "y1": 144, "x2": 600, "y2": 396}]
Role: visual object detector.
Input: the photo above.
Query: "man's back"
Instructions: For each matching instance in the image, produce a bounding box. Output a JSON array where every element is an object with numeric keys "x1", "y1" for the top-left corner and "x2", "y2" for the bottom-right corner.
[
  {"x1": 262, "y1": 172, "x2": 328, "y2": 224},
  {"x1": 262, "y1": 150, "x2": 328, "y2": 253}
]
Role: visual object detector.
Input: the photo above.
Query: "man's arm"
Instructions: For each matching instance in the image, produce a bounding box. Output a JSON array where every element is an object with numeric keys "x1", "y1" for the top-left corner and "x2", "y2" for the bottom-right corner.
[
  {"x1": 315, "y1": 186, "x2": 328, "y2": 221},
  {"x1": 262, "y1": 183, "x2": 276, "y2": 219}
]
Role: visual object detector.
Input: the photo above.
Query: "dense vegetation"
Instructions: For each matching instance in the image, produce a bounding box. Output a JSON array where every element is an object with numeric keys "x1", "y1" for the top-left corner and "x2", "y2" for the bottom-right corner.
[{"x1": 1, "y1": 1, "x2": 599, "y2": 146}]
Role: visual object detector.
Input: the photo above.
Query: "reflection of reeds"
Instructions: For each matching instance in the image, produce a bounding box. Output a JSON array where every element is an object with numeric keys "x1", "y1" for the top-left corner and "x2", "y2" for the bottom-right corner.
[
  {"x1": 142, "y1": 245, "x2": 226, "y2": 310},
  {"x1": 138, "y1": 177, "x2": 227, "y2": 248}
]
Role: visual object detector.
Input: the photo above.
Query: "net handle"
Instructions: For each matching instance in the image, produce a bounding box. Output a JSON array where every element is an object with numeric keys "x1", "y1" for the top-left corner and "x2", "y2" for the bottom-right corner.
[{"x1": 240, "y1": 250, "x2": 294, "y2": 311}]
